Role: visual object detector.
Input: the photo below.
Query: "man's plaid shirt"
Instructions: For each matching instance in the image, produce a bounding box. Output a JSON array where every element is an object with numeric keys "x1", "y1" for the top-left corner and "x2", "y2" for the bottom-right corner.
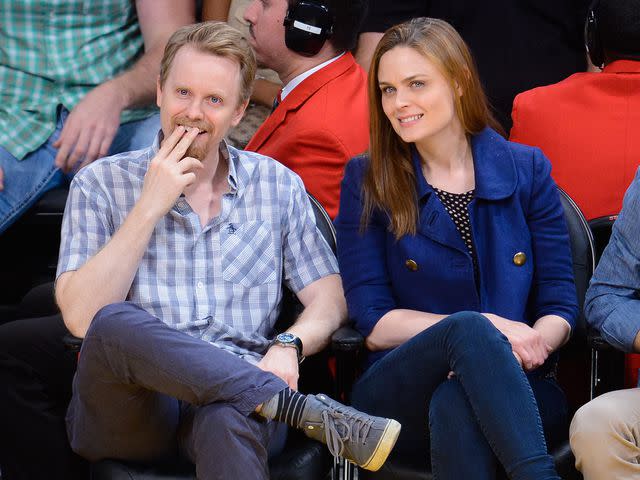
[
  {"x1": 0, "y1": 0, "x2": 157, "y2": 160},
  {"x1": 57, "y1": 136, "x2": 339, "y2": 362}
]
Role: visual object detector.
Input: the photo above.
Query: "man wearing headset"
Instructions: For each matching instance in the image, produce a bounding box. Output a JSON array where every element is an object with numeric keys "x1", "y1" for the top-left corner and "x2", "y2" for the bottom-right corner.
[
  {"x1": 243, "y1": 0, "x2": 369, "y2": 219},
  {"x1": 510, "y1": 0, "x2": 640, "y2": 223}
]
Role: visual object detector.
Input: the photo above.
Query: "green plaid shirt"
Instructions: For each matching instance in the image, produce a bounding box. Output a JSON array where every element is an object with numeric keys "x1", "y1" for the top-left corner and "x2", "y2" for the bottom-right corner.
[{"x1": 0, "y1": 0, "x2": 158, "y2": 160}]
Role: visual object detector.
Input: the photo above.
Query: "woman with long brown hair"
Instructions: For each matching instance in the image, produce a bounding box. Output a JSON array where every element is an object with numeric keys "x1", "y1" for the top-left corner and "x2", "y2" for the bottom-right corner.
[{"x1": 335, "y1": 18, "x2": 577, "y2": 478}]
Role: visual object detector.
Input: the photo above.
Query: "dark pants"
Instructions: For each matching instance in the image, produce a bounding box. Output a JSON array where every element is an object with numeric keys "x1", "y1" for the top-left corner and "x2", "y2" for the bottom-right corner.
[
  {"x1": 351, "y1": 312, "x2": 567, "y2": 480},
  {"x1": 66, "y1": 302, "x2": 288, "y2": 480},
  {"x1": 0, "y1": 313, "x2": 86, "y2": 480}
]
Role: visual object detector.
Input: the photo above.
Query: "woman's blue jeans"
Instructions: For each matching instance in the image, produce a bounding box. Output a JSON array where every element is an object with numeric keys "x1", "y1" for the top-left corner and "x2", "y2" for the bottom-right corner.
[{"x1": 351, "y1": 312, "x2": 567, "y2": 480}]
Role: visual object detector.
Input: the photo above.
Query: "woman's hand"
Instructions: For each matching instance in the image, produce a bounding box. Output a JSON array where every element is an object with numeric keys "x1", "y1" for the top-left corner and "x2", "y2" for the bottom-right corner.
[{"x1": 483, "y1": 313, "x2": 552, "y2": 371}]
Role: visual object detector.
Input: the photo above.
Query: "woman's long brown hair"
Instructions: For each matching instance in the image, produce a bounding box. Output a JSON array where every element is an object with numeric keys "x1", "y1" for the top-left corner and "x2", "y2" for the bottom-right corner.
[{"x1": 362, "y1": 18, "x2": 503, "y2": 239}]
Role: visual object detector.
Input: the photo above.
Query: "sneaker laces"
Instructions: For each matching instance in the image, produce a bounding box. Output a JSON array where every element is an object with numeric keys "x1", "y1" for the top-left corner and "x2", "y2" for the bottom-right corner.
[{"x1": 320, "y1": 407, "x2": 374, "y2": 459}]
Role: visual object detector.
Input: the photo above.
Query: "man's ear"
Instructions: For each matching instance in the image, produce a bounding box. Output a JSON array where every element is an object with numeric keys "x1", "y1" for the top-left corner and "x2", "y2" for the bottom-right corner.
[
  {"x1": 231, "y1": 99, "x2": 250, "y2": 127},
  {"x1": 156, "y1": 76, "x2": 163, "y2": 108}
]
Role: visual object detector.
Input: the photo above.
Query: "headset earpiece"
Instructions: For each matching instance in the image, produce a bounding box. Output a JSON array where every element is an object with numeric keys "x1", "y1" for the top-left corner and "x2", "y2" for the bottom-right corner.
[{"x1": 283, "y1": 1, "x2": 333, "y2": 56}]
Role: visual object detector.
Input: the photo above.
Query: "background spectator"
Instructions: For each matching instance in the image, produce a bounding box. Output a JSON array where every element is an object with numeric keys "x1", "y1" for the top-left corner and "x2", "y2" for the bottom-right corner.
[
  {"x1": 511, "y1": 0, "x2": 640, "y2": 222},
  {"x1": 0, "y1": 0, "x2": 195, "y2": 235},
  {"x1": 243, "y1": 0, "x2": 369, "y2": 218}
]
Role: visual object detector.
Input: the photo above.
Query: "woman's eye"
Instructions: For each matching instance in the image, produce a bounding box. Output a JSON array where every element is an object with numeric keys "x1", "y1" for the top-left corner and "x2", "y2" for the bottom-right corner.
[
  {"x1": 381, "y1": 86, "x2": 395, "y2": 95},
  {"x1": 410, "y1": 81, "x2": 424, "y2": 88}
]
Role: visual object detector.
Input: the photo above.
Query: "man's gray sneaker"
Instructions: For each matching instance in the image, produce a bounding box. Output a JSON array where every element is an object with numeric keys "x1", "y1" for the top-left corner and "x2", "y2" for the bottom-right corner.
[{"x1": 298, "y1": 393, "x2": 401, "y2": 471}]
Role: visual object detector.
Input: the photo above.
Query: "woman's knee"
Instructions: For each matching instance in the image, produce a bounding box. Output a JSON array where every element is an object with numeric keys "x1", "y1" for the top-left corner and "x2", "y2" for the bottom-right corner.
[
  {"x1": 442, "y1": 311, "x2": 502, "y2": 344},
  {"x1": 429, "y1": 379, "x2": 469, "y2": 421}
]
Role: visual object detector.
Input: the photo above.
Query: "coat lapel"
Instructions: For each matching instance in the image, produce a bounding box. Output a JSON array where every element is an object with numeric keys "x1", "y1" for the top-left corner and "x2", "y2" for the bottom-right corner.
[{"x1": 245, "y1": 53, "x2": 358, "y2": 152}]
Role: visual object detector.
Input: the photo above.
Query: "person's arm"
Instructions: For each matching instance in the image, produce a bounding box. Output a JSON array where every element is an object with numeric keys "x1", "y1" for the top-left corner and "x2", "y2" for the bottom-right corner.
[
  {"x1": 53, "y1": 0, "x2": 195, "y2": 173},
  {"x1": 354, "y1": 32, "x2": 383, "y2": 72},
  {"x1": 498, "y1": 147, "x2": 578, "y2": 370},
  {"x1": 56, "y1": 127, "x2": 202, "y2": 338},
  {"x1": 257, "y1": 175, "x2": 346, "y2": 390},
  {"x1": 201, "y1": 0, "x2": 232, "y2": 21},
  {"x1": 251, "y1": 78, "x2": 282, "y2": 108},
  {"x1": 585, "y1": 169, "x2": 640, "y2": 353},
  {"x1": 258, "y1": 274, "x2": 347, "y2": 390}
]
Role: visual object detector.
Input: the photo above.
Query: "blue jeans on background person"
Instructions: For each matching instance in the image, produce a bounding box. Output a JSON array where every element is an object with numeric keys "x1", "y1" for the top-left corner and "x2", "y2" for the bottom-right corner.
[
  {"x1": 351, "y1": 311, "x2": 567, "y2": 480},
  {"x1": 0, "y1": 107, "x2": 160, "y2": 235}
]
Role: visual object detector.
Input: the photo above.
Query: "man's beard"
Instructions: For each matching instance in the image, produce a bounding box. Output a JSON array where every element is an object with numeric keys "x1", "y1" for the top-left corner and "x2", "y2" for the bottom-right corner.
[
  {"x1": 185, "y1": 142, "x2": 207, "y2": 161},
  {"x1": 173, "y1": 118, "x2": 213, "y2": 161}
]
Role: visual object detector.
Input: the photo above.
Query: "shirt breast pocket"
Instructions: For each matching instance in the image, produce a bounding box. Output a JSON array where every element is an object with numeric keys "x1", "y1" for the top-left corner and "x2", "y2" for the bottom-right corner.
[{"x1": 220, "y1": 221, "x2": 277, "y2": 287}]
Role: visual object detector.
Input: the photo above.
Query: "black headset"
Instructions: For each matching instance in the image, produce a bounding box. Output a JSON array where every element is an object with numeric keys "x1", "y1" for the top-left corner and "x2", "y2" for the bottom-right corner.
[
  {"x1": 283, "y1": 1, "x2": 334, "y2": 56},
  {"x1": 585, "y1": 0, "x2": 604, "y2": 68}
]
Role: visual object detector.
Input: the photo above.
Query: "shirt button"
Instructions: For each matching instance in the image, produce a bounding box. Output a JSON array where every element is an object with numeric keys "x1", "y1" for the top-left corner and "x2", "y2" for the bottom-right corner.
[
  {"x1": 405, "y1": 259, "x2": 418, "y2": 271},
  {"x1": 197, "y1": 281, "x2": 204, "y2": 289},
  {"x1": 513, "y1": 252, "x2": 527, "y2": 266}
]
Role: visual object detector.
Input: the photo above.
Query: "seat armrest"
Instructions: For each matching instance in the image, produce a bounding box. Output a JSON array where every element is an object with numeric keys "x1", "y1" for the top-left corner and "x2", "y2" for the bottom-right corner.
[
  {"x1": 588, "y1": 330, "x2": 616, "y2": 351},
  {"x1": 63, "y1": 333, "x2": 83, "y2": 352},
  {"x1": 331, "y1": 325, "x2": 364, "y2": 352}
]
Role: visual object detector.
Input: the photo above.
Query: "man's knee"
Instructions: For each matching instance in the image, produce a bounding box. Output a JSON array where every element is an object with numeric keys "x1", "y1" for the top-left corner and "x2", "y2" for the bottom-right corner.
[
  {"x1": 570, "y1": 389, "x2": 638, "y2": 456},
  {"x1": 87, "y1": 301, "x2": 147, "y2": 339}
]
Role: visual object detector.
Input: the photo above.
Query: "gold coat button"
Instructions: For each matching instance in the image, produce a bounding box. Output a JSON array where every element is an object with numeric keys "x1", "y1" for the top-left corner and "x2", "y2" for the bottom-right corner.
[
  {"x1": 513, "y1": 252, "x2": 527, "y2": 266},
  {"x1": 405, "y1": 259, "x2": 418, "y2": 271}
]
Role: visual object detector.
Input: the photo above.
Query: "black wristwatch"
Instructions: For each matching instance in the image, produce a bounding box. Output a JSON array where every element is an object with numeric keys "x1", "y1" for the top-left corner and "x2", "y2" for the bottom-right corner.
[{"x1": 272, "y1": 332, "x2": 305, "y2": 364}]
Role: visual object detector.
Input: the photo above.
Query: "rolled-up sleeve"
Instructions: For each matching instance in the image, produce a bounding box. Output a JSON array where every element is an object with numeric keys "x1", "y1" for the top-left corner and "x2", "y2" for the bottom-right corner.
[
  {"x1": 585, "y1": 169, "x2": 640, "y2": 352},
  {"x1": 56, "y1": 170, "x2": 114, "y2": 279},
  {"x1": 282, "y1": 174, "x2": 339, "y2": 294},
  {"x1": 334, "y1": 157, "x2": 397, "y2": 338}
]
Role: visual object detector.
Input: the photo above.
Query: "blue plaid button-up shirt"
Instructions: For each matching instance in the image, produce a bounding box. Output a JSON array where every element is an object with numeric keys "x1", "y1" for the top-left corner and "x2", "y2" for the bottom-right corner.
[{"x1": 57, "y1": 135, "x2": 339, "y2": 362}]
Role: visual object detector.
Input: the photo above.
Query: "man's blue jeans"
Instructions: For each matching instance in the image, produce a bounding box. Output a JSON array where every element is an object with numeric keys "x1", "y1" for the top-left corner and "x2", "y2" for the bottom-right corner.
[
  {"x1": 66, "y1": 302, "x2": 288, "y2": 480},
  {"x1": 351, "y1": 312, "x2": 566, "y2": 480},
  {"x1": 0, "y1": 108, "x2": 160, "y2": 235}
]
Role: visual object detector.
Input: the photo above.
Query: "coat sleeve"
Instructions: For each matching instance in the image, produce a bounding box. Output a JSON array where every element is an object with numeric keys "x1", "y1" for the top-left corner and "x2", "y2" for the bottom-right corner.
[
  {"x1": 525, "y1": 148, "x2": 579, "y2": 330},
  {"x1": 334, "y1": 157, "x2": 397, "y2": 338},
  {"x1": 585, "y1": 169, "x2": 640, "y2": 352}
]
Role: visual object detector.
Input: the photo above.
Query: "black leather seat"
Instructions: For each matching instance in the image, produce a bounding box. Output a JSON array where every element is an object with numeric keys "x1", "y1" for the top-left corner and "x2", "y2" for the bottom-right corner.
[{"x1": 0, "y1": 188, "x2": 68, "y2": 320}]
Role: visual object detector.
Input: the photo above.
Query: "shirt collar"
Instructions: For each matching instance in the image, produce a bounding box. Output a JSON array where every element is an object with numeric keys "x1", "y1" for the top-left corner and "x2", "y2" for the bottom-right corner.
[
  {"x1": 280, "y1": 52, "x2": 345, "y2": 100},
  {"x1": 151, "y1": 130, "x2": 239, "y2": 193},
  {"x1": 603, "y1": 59, "x2": 640, "y2": 74},
  {"x1": 411, "y1": 128, "x2": 516, "y2": 201}
]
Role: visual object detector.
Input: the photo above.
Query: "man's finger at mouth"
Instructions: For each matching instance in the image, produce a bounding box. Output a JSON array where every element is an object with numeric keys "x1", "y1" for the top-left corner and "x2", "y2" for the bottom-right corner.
[{"x1": 168, "y1": 127, "x2": 200, "y2": 161}]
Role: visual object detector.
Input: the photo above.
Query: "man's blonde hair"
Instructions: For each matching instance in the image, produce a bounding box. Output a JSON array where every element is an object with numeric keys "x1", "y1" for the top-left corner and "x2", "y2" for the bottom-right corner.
[{"x1": 159, "y1": 21, "x2": 257, "y2": 105}]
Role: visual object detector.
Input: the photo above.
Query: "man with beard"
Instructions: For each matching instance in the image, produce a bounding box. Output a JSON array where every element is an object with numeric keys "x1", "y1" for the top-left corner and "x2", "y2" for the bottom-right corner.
[
  {"x1": 242, "y1": 0, "x2": 369, "y2": 219},
  {"x1": 53, "y1": 22, "x2": 400, "y2": 479}
]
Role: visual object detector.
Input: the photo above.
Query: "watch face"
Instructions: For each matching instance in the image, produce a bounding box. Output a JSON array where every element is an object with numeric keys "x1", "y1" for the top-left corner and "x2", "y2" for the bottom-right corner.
[{"x1": 277, "y1": 332, "x2": 295, "y2": 344}]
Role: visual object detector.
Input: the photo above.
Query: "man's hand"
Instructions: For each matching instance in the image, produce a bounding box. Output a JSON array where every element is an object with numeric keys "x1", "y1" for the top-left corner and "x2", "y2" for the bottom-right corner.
[
  {"x1": 53, "y1": 83, "x2": 126, "y2": 173},
  {"x1": 483, "y1": 313, "x2": 551, "y2": 371},
  {"x1": 138, "y1": 126, "x2": 203, "y2": 221},
  {"x1": 257, "y1": 345, "x2": 300, "y2": 390}
]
